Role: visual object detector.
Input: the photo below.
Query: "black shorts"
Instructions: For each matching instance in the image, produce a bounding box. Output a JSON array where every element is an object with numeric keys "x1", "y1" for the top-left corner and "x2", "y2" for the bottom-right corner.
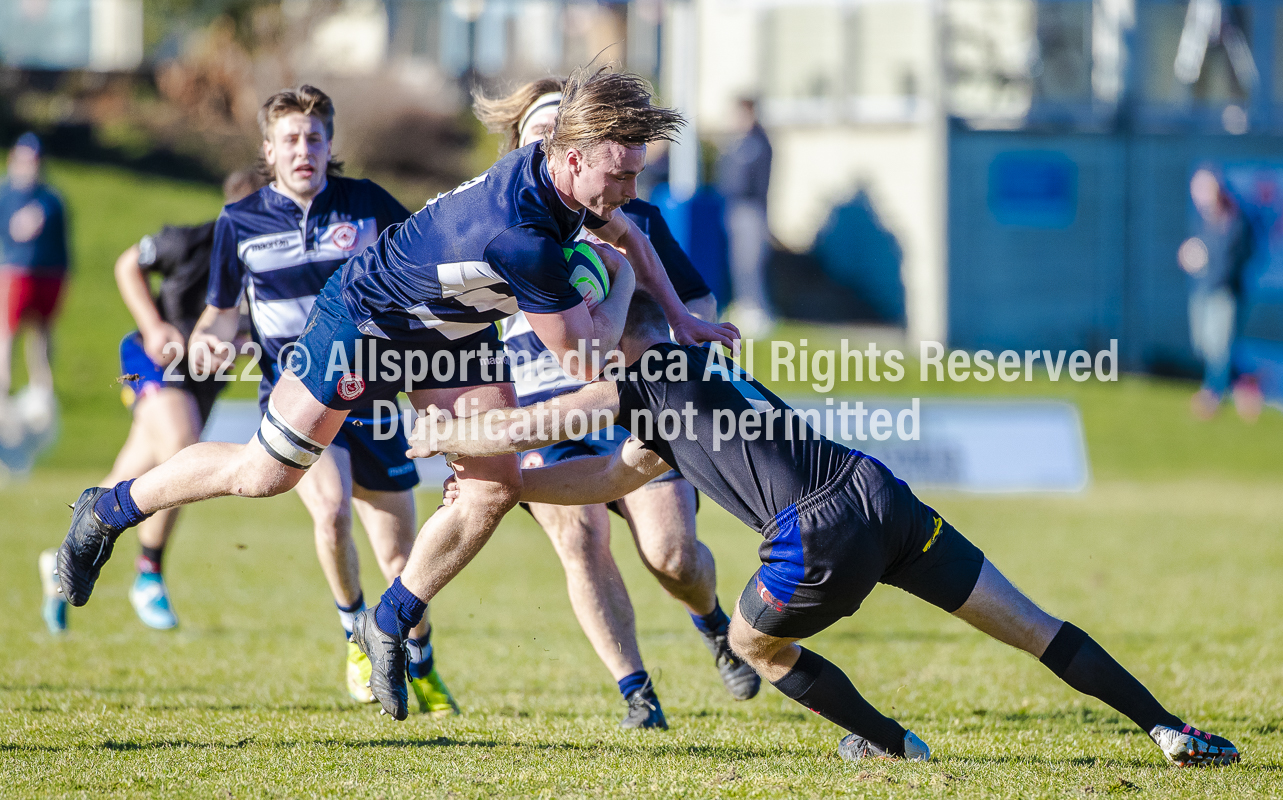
[{"x1": 738, "y1": 453, "x2": 985, "y2": 639}]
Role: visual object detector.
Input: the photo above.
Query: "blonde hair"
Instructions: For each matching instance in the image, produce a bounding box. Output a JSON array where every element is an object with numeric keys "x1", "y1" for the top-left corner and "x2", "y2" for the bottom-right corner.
[
  {"x1": 474, "y1": 77, "x2": 566, "y2": 155},
  {"x1": 543, "y1": 66, "x2": 683, "y2": 162},
  {"x1": 256, "y1": 84, "x2": 343, "y2": 177}
]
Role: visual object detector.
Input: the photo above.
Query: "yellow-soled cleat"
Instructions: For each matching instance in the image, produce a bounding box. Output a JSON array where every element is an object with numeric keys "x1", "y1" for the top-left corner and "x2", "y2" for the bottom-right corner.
[
  {"x1": 346, "y1": 640, "x2": 376, "y2": 704},
  {"x1": 409, "y1": 666, "x2": 460, "y2": 717}
]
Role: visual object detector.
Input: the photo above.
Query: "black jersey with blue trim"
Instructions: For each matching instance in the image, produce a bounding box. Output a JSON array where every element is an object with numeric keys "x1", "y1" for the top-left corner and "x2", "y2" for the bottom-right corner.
[
  {"x1": 614, "y1": 343, "x2": 851, "y2": 533},
  {"x1": 207, "y1": 177, "x2": 410, "y2": 382},
  {"x1": 333, "y1": 142, "x2": 606, "y2": 344}
]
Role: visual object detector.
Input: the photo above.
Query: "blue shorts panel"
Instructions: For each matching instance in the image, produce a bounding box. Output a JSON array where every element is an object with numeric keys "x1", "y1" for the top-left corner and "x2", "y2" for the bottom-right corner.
[
  {"x1": 331, "y1": 406, "x2": 420, "y2": 492},
  {"x1": 291, "y1": 288, "x2": 511, "y2": 411},
  {"x1": 737, "y1": 454, "x2": 984, "y2": 639},
  {"x1": 120, "y1": 331, "x2": 168, "y2": 394},
  {"x1": 119, "y1": 331, "x2": 224, "y2": 424}
]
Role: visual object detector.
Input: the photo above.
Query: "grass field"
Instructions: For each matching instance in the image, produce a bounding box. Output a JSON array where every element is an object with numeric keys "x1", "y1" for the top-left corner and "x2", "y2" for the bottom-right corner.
[{"x1": 2, "y1": 162, "x2": 1283, "y2": 797}]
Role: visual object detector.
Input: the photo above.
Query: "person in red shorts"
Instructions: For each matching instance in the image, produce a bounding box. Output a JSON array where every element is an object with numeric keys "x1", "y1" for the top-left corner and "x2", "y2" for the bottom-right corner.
[{"x1": 0, "y1": 133, "x2": 69, "y2": 430}]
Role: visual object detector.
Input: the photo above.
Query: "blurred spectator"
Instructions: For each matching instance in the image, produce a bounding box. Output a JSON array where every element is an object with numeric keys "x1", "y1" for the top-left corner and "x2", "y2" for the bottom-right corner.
[
  {"x1": 1178, "y1": 167, "x2": 1259, "y2": 421},
  {"x1": 0, "y1": 133, "x2": 68, "y2": 438},
  {"x1": 717, "y1": 97, "x2": 773, "y2": 336}
]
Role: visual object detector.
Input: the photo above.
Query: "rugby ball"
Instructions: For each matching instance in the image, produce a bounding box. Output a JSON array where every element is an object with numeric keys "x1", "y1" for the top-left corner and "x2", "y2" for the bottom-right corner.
[{"x1": 565, "y1": 241, "x2": 611, "y2": 309}]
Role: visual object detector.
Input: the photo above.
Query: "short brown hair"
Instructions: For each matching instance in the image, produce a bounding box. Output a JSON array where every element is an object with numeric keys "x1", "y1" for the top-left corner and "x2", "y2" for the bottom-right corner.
[
  {"x1": 256, "y1": 84, "x2": 343, "y2": 177},
  {"x1": 474, "y1": 77, "x2": 566, "y2": 156},
  {"x1": 543, "y1": 66, "x2": 684, "y2": 162}
]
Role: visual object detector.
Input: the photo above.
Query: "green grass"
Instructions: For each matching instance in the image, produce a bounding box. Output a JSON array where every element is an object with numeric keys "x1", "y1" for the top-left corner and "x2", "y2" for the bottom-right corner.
[{"x1": 2, "y1": 162, "x2": 1283, "y2": 797}]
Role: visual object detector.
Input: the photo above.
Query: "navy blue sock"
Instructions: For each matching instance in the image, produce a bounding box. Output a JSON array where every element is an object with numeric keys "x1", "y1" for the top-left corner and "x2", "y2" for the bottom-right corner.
[
  {"x1": 689, "y1": 599, "x2": 730, "y2": 636},
  {"x1": 406, "y1": 630, "x2": 434, "y2": 679},
  {"x1": 374, "y1": 578, "x2": 425, "y2": 639},
  {"x1": 617, "y1": 670, "x2": 651, "y2": 699},
  {"x1": 93, "y1": 480, "x2": 150, "y2": 531}
]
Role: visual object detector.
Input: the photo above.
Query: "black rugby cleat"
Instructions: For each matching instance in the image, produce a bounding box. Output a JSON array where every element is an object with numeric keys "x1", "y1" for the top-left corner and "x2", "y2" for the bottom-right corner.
[
  {"x1": 350, "y1": 609, "x2": 409, "y2": 721},
  {"x1": 699, "y1": 629, "x2": 761, "y2": 701},
  {"x1": 620, "y1": 679, "x2": 668, "y2": 730},
  {"x1": 56, "y1": 487, "x2": 123, "y2": 607}
]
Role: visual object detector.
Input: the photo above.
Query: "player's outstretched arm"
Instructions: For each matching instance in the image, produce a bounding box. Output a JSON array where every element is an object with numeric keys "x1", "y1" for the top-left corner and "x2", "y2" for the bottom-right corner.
[
  {"x1": 595, "y1": 213, "x2": 740, "y2": 348},
  {"x1": 441, "y1": 438, "x2": 668, "y2": 507},
  {"x1": 523, "y1": 438, "x2": 669, "y2": 505},
  {"x1": 407, "y1": 380, "x2": 623, "y2": 459}
]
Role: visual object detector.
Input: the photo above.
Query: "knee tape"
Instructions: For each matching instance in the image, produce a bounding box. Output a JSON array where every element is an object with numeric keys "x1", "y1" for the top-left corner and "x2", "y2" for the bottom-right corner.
[{"x1": 256, "y1": 397, "x2": 325, "y2": 470}]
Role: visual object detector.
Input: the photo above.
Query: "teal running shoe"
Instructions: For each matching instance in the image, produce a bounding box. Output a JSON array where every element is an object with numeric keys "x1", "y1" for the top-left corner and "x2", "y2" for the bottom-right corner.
[{"x1": 129, "y1": 571, "x2": 178, "y2": 630}]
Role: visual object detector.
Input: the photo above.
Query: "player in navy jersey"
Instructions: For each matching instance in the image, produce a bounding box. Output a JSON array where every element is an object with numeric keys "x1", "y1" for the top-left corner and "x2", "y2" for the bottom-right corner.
[
  {"x1": 56, "y1": 67, "x2": 738, "y2": 721},
  {"x1": 416, "y1": 292, "x2": 1241, "y2": 768},
  {"x1": 183, "y1": 86, "x2": 456, "y2": 714},
  {"x1": 475, "y1": 79, "x2": 757, "y2": 729},
  {"x1": 37, "y1": 168, "x2": 264, "y2": 635}
]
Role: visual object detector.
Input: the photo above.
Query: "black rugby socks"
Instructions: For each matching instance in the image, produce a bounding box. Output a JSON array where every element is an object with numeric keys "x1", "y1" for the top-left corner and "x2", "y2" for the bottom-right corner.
[
  {"x1": 771, "y1": 648, "x2": 908, "y2": 755},
  {"x1": 1040, "y1": 622, "x2": 1182, "y2": 733}
]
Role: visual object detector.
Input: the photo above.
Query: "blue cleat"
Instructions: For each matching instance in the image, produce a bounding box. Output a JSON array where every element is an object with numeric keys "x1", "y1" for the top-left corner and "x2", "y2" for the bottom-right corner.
[
  {"x1": 129, "y1": 572, "x2": 178, "y2": 630},
  {"x1": 38, "y1": 549, "x2": 67, "y2": 634},
  {"x1": 56, "y1": 487, "x2": 122, "y2": 607}
]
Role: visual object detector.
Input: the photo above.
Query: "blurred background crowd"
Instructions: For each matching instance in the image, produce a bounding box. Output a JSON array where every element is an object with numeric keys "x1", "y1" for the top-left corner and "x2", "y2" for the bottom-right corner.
[{"x1": 3, "y1": 0, "x2": 1283, "y2": 467}]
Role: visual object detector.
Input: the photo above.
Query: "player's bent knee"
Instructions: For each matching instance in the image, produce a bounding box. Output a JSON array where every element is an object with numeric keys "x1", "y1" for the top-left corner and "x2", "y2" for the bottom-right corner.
[
  {"x1": 727, "y1": 616, "x2": 773, "y2": 666},
  {"x1": 462, "y1": 476, "x2": 522, "y2": 514}
]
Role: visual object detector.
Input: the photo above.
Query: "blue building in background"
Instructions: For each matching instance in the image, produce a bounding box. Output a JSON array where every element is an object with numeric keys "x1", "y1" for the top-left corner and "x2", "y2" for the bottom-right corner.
[{"x1": 946, "y1": 0, "x2": 1283, "y2": 373}]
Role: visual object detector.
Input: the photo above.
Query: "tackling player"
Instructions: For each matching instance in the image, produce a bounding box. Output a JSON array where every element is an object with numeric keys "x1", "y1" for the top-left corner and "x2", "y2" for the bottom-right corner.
[
  {"x1": 415, "y1": 291, "x2": 1241, "y2": 768},
  {"x1": 38, "y1": 167, "x2": 264, "y2": 634},
  {"x1": 475, "y1": 79, "x2": 758, "y2": 729},
  {"x1": 54, "y1": 67, "x2": 738, "y2": 722}
]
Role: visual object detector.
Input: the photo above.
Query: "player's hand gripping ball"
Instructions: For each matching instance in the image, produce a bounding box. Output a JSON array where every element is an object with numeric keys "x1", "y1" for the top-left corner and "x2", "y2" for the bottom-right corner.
[{"x1": 564, "y1": 241, "x2": 611, "y2": 309}]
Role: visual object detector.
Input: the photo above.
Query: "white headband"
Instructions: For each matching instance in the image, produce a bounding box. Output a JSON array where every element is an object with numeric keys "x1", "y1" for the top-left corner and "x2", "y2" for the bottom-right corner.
[{"x1": 518, "y1": 92, "x2": 563, "y2": 142}]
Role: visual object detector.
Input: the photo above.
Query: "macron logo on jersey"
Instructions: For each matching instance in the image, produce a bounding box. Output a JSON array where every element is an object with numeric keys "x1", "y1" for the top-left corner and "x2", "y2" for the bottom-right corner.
[{"x1": 238, "y1": 218, "x2": 378, "y2": 273}]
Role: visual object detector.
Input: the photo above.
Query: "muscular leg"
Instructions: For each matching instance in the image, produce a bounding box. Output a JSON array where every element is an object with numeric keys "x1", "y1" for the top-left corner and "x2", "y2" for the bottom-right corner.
[
  {"x1": 352, "y1": 486, "x2": 429, "y2": 639},
  {"x1": 393, "y1": 383, "x2": 522, "y2": 605},
  {"x1": 728, "y1": 605, "x2": 911, "y2": 755},
  {"x1": 357, "y1": 383, "x2": 520, "y2": 719},
  {"x1": 615, "y1": 478, "x2": 716, "y2": 616},
  {"x1": 294, "y1": 446, "x2": 359, "y2": 608},
  {"x1": 953, "y1": 559, "x2": 1183, "y2": 734},
  {"x1": 128, "y1": 377, "x2": 347, "y2": 513},
  {"x1": 103, "y1": 390, "x2": 204, "y2": 559},
  {"x1": 529, "y1": 501, "x2": 644, "y2": 681}
]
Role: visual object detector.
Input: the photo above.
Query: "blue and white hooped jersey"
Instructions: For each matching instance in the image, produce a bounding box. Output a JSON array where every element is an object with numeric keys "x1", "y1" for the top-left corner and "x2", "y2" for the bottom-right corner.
[
  {"x1": 207, "y1": 177, "x2": 410, "y2": 383},
  {"x1": 502, "y1": 198, "x2": 714, "y2": 405},
  {"x1": 332, "y1": 142, "x2": 606, "y2": 346}
]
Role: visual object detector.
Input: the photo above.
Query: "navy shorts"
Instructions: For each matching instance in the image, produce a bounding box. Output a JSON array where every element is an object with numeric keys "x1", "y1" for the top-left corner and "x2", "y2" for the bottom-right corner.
[
  {"x1": 119, "y1": 331, "x2": 223, "y2": 425},
  {"x1": 289, "y1": 283, "x2": 511, "y2": 411},
  {"x1": 518, "y1": 425, "x2": 690, "y2": 516},
  {"x1": 332, "y1": 405, "x2": 421, "y2": 493},
  {"x1": 737, "y1": 453, "x2": 985, "y2": 640}
]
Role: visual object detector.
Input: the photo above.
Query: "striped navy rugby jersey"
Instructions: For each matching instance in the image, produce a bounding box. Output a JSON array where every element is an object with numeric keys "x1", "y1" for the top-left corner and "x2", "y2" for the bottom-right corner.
[
  {"x1": 332, "y1": 142, "x2": 606, "y2": 346},
  {"x1": 207, "y1": 177, "x2": 410, "y2": 382}
]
